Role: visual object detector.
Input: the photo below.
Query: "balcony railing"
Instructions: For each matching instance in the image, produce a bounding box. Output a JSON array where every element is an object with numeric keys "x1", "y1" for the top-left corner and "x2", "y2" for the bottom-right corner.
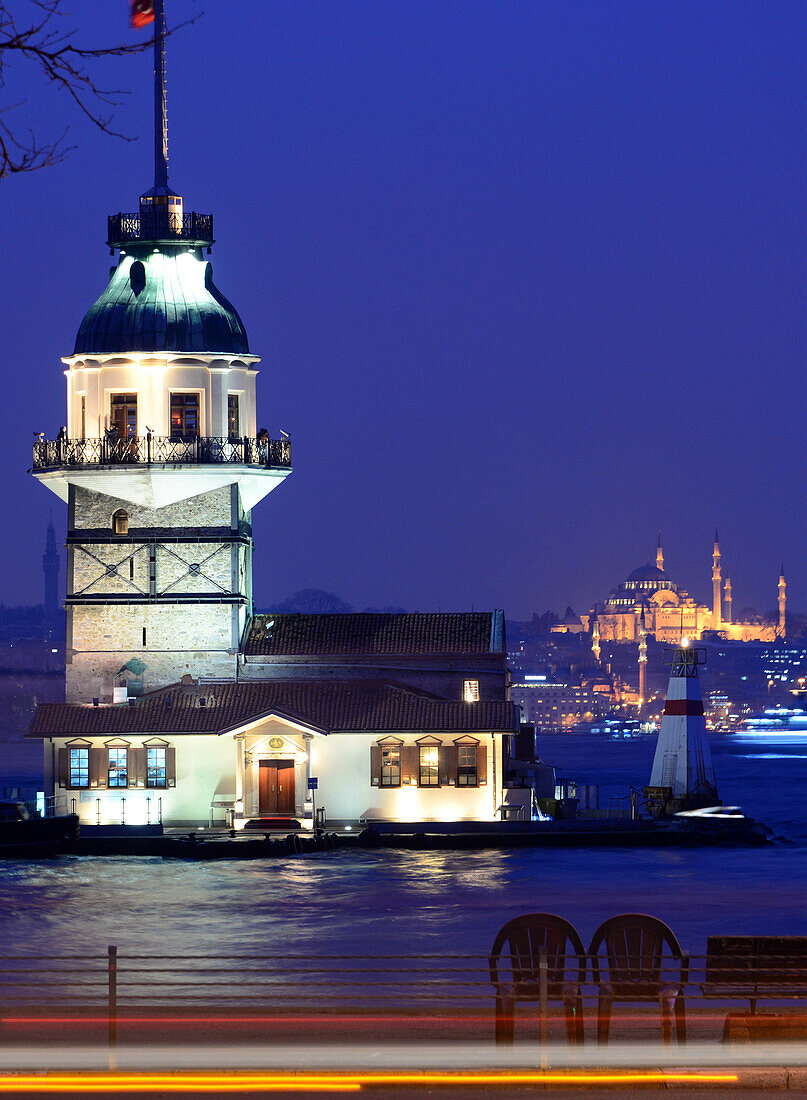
[
  {"x1": 32, "y1": 435, "x2": 291, "y2": 472},
  {"x1": 108, "y1": 211, "x2": 214, "y2": 247}
]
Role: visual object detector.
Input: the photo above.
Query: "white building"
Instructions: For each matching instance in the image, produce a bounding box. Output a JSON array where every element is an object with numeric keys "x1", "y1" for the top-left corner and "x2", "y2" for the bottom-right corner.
[{"x1": 31, "y1": 677, "x2": 517, "y2": 828}]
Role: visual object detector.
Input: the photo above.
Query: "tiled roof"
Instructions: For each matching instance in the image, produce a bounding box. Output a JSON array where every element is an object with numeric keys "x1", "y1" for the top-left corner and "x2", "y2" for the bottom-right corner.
[
  {"x1": 245, "y1": 612, "x2": 503, "y2": 657},
  {"x1": 29, "y1": 680, "x2": 520, "y2": 738}
]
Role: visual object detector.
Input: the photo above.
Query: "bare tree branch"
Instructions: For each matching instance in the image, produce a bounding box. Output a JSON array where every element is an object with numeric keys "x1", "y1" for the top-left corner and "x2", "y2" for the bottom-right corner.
[{"x1": 0, "y1": 0, "x2": 199, "y2": 180}]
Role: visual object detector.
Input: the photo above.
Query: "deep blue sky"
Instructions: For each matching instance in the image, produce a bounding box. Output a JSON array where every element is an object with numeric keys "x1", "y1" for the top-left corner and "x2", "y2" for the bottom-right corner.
[{"x1": 2, "y1": 0, "x2": 806, "y2": 619}]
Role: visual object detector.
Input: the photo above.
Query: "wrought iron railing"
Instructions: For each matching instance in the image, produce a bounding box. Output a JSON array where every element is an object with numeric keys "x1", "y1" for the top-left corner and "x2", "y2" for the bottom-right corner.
[
  {"x1": 32, "y1": 435, "x2": 291, "y2": 471},
  {"x1": 108, "y1": 211, "x2": 214, "y2": 246}
]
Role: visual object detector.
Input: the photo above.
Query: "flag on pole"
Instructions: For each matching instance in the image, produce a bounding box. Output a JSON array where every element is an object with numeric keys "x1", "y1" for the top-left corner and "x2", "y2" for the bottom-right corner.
[{"x1": 130, "y1": 0, "x2": 155, "y2": 28}]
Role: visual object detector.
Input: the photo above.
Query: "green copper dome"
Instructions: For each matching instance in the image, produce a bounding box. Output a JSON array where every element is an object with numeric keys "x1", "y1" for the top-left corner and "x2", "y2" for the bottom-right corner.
[{"x1": 74, "y1": 244, "x2": 250, "y2": 356}]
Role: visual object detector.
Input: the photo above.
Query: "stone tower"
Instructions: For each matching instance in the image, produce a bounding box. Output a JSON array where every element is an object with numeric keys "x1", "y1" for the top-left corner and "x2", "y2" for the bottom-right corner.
[
  {"x1": 42, "y1": 517, "x2": 60, "y2": 620},
  {"x1": 31, "y1": 1, "x2": 291, "y2": 701},
  {"x1": 656, "y1": 532, "x2": 664, "y2": 573},
  {"x1": 778, "y1": 564, "x2": 787, "y2": 640},
  {"x1": 711, "y1": 528, "x2": 722, "y2": 627},
  {"x1": 638, "y1": 605, "x2": 647, "y2": 702},
  {"x1": 723, "y1": 576, "x2": 732, "y2": 624}
]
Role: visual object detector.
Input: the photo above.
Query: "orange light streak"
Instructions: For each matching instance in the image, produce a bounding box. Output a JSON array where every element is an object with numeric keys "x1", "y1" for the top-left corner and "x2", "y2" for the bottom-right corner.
[{"x1": 0, "y1": 1070, "x2": 740, "y2": 1092}]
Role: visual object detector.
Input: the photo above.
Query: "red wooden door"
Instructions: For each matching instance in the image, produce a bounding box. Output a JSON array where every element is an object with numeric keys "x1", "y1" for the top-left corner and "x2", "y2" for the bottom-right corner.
[{"x1": 258, "y1": 760, "x2": 295, "y2": 815}]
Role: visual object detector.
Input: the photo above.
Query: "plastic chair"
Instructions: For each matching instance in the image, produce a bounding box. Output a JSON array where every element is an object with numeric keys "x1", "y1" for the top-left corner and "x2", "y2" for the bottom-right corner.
[
  {"x1": 588, "y1": 913, "x2": 689, "y2": 1045},
  {"x1": 489, "y1": 913, "x2": 587, "y2": 1044}
]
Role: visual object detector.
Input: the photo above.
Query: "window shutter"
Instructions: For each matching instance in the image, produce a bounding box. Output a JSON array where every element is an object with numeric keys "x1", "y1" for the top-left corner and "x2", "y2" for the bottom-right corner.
[
  {"x1": 402, "y1": 745, "x2": 418, "y2": 784},
  {"x1": 58, "y1": 747, "x2": 68, "y2": 787},
  {"x1": 165, "y1": 745, "x2": 176, "y2": 787},
  {"x1": 439, "y1": 745, "x2": 457, "y2": 785},
  {"x1": 89, "y1": 747, "x2": 107, "y2": 789},
  {"x1": 370, "y1": 745, "x2": 381, "y2": 786},
  {"x1": 129, "y1": 747, "x2": 146, "y2": 788},
  {"x1": 477, "y1": 743, "x2": 488, "y2": 785}
]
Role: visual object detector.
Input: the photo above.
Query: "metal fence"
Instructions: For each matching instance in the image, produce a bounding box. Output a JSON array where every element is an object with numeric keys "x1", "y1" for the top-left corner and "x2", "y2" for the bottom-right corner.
[
  {"x1": 32, "y1": 435, "x2": 292, "y2": 471},
  {"x1": 108, "y1": 211, "x2": 213, "y2": 246},
  {"x1": 2, "y1": 949, "x2": 807, "y2": 1048}
]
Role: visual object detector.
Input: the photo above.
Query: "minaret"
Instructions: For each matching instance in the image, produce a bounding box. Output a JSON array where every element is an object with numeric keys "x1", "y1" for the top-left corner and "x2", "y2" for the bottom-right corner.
[
  {"x1": 31, "y1": 2, "x2": 292, "y2": 701},
  {"x1": 712, "y1": 528, "x2": 722, "y2": 626},
  {"x1": 591, "y1": 615, "x2": 601, "y2": 663},
  {"x1": 778, "y1": 564, "x2": 787, "y2": 639},
  {"x1": 723, "y1": 576, "x2": 732, "y2": 624},
  {"x1": 638, "y1": 606, "x2": 647, "y2": 702},
  {"x1": 42, "y1": 516, "x2": 60, "y2": 620},
  {"x1": 647, "y1": 642, "x2": 718, "y2": 812},
  {"x1": 656, "y1": 532, "x2": 664, "y2": 572}
]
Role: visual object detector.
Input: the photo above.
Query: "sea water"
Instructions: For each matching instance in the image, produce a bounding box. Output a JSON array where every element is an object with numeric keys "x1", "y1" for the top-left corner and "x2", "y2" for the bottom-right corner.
[{"x1": 1, "y1": 734, "x2": 805, "y2": 957}]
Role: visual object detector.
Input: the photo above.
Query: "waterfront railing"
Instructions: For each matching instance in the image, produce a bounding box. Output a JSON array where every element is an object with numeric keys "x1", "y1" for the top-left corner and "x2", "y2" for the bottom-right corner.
[{"x1": 1, "y1": 948, "x2": 806, "y2": 1048}]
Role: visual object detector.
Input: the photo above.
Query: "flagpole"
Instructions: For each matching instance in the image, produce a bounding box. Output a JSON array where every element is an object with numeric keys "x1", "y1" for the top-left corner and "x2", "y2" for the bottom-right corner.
[{"x1": 154, "y1": 0, "x2": 168, "y2": 190}]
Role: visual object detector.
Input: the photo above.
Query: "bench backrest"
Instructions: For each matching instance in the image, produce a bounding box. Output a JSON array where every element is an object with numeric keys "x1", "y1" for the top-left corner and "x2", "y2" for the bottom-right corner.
[{"x1": 706, "y1": 936, "x2": 807, "y2": 987}]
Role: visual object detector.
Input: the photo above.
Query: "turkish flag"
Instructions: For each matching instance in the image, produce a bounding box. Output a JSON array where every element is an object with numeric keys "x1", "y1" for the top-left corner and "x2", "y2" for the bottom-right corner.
[{"x1": 130, "y1": 1, "x2": 155, "y2": 28}]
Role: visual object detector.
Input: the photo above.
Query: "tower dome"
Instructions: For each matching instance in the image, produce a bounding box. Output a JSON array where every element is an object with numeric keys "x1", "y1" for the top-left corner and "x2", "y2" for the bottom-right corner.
[{"x1": 74, "y1": 245, "x2": 249, "y2": 356}]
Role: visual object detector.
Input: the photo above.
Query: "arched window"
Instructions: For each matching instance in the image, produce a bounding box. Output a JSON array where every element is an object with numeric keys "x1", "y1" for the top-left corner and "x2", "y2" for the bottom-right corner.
[{"x1": 112, "y1": 509, "x2": 129, "y2": 536}]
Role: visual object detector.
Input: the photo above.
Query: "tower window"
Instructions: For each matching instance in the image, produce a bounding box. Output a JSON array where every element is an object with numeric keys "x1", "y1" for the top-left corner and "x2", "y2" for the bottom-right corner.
[
  {"x1": 110, "y1": 394, "x2": 138, "y2": 439},
  {"x1": 463, "y1": 679, "x2": 480, "y2": 702},
  {"x1": 227, "y1": 394, "x2": 240, "y2": 439},
  {"x1": 170, "y1": 393, "x2": 200, "y2": 440},
  {"x1": 129, "y1": 260, "x2": 146, "y2": 295},
  {"x1": 112, "y1": 509, "x2": 129, "y2": 536}
]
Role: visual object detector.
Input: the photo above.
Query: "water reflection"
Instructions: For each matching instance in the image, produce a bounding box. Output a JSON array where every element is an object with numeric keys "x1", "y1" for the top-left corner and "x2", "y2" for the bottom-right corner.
[{"x1": 3, "y1": 737, "x2": 807, "y2": 960}]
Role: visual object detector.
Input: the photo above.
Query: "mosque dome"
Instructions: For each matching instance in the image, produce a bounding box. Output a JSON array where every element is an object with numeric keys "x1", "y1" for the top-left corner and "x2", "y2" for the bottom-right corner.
[
  {"x1": 73, "y1": 244, "x2": 250, "y2": 356},
  {"x1": 626, "y1": 564, "x2": 671, "y2": 584}
]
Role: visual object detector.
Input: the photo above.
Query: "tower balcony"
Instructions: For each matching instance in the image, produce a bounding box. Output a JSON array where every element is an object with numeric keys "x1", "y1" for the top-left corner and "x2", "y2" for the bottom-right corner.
[
  {"x1": 33, "y1": 435, "x2": 291, "y2": 472},
  {"x1": 32, "y1": 435, "x2": 292, "y2": 511},
  {"x1": 108, "y1": 211, "x2": 213, "y2": 248}
]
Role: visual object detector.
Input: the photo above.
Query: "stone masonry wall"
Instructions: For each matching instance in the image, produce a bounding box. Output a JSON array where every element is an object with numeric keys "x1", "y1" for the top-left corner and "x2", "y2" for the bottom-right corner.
[{"x1": 72, "y1": 485, "x2": 233, "y2": 530}]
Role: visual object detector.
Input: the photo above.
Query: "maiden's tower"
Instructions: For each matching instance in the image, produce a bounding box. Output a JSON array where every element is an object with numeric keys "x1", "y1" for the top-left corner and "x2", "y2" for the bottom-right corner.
[{"x1": 31, "y1": 1, "x2": 291, "y2": 703}]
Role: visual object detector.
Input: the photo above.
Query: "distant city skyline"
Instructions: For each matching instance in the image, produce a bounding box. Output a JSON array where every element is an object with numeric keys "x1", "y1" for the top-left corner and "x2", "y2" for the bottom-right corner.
[{"x1": 2, "y1": 1, "x2": 805, "y2": 620}]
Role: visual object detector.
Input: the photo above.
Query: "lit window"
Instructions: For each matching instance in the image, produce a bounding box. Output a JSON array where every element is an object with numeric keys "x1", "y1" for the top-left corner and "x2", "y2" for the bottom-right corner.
[
  {"x1": 418, "y1": 745, "x2": 439, "y2": 787},
  {"x1": 69, "y1": 748, "x2": 89, "y2": 788},
  {"x1": 457, "y1": 744, "x2": 478, "y2": 787},
  {"x1": 463, "y1": 679, "x2": 480, "y2": 702},
  {"x1": 147, "y1": 747, "x2": 167, "y2": 788},
  {"x1": 170, "y1": 393, "x2": 200, "y2": 440},
  {"x1": 108, "y1": 748, "x2": 128, "y2": 788},
  {"x1": 379, "y1": 745, "x2": 401, "y2": 787},
  {"x1": 112, "y1": 509, "x2": 129, "y2": 535}
]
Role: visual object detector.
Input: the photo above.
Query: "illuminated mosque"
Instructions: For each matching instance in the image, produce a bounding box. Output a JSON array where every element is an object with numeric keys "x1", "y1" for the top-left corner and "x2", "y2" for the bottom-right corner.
[{"x1": 579, "y1": 533, "x2": 786, "y2": 647}]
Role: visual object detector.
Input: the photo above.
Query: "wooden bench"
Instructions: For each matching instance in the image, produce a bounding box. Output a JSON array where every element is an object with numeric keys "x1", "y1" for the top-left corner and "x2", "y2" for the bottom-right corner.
[{"x1": 702, "y1": 936, "x2": 807, "y2": 1013}]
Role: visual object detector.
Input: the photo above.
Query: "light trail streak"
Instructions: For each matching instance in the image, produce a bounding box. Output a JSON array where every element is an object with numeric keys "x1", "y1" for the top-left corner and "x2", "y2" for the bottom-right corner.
[{"x1": 0, "y1": 1070, "x2": 740, "y2": 1092}]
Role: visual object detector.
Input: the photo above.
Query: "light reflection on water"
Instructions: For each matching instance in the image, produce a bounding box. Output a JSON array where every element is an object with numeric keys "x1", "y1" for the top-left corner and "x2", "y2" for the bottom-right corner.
[{"x1": 2, "y1": 736, "x2": 807, "y2": 958}]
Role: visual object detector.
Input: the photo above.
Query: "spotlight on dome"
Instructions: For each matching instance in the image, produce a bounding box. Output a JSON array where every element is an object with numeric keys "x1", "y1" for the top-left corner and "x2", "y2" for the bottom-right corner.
[{"x1": 681, "y1": 636, "x2": 690, "y2": 648}]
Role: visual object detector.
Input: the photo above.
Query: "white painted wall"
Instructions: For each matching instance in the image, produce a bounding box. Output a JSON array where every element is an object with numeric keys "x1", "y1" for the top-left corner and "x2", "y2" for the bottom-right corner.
[
  {"x1": 64, "y1": 353, "x2": 258, "y2": 439},
  {"x1": 49, "y1": 734, "x2": 235, "y2": 826},
  {"x1": 46, "y1": 724, "x2": 503, "y2": 827}
]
